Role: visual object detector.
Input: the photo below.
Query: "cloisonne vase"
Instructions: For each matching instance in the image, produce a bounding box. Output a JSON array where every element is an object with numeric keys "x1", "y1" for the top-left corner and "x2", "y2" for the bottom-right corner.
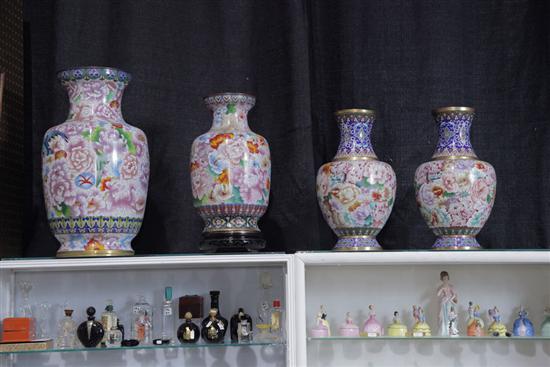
[
  {"x1": 190, "y1": 93, "x2": 271, "y2": 252},
  {"x1": 316, "y1": 109, "x2": 396, "y2": 251},
  {"x1": 42, "y1": 67, "x2": 149, "y2": 257},
  {"x1": 414, "y1": 107, "x2": 496, "y2": 249}
]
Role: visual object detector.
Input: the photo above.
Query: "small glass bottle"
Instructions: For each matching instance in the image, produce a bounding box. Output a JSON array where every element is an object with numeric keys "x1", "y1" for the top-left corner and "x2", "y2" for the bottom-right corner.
[
  {"x1": 270, "y1": 299, "x2": 284, "y2": 342},
  {"x1": 256, "y1": 272, "x2": 273, "y2": 341},
  {"x1": 177, "y1": 312, "x2": 200, "y2": 344},
  {"x1": 201, "y1": 291, "x2": 228, "y2": 340},
  {"x1": 77, "y1": 307, "x2": 104, "y2": 348},
  {"x1": 106, "y1": 326, "x2": 123, "y2": 347},
  {"x1": 132, "y1": 296, "x2": 153, "y2": 344},
  {"x1": 101, "y1": 300, "x2": 118, "y2": 344},
  {"x1": 161, "y1": 286, "x2": 175, "y2": 343},
  {"x1": 56, "y1": 309, "x2": 77, "y2": 349},
  {"x1": 231, "y1": 308, "x2": 253, "y2": 343},
  {"x1": 201, "y1": 308, "x2": 224, "y2": 343}
]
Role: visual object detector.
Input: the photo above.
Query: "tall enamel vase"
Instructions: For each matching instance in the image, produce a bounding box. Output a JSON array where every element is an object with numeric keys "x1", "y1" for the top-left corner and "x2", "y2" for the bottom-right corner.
[
  {"x1": 316, "y1": 109, "x2": 397, "y2": 251},
  {"x1": 190, "y1": 93, "x2": 271, "y2": 252},
  {"x1": 42, "y1": 67, "x2": 149, "y2": 257},
  {"x1": 414, "y1": 107, "x2": 496, "y2": 249}
]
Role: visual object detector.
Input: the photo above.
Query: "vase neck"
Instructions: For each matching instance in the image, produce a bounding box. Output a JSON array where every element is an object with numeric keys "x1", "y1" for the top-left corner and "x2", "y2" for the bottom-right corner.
[
  {"x1": 204, "y1": 93, "x2": 255, "y2": 132},
  {"x1": 334, "y1": 110, "x2": 377, "y2": 160},
  {"x1": 62, "y1": 79, "x2": 126, "y2": 123},
  {"x1": 432, "y1": 108, "x2": 477, "y2": 159}
]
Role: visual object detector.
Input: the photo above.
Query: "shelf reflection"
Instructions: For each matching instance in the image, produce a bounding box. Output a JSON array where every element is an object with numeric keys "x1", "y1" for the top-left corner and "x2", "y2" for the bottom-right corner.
[{"x1": 0, "y1": 341, "x2": 285, "y2": 355}]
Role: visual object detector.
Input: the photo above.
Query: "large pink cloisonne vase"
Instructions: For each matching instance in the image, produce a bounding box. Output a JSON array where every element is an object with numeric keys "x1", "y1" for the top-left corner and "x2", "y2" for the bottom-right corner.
[
  {"x1": 190, "y1": 93, "x2": 271, "y2": 252},
  {"x1": 42, "y1": 67, "x2": 149, "y2": 257},
  {"x1": 316, "y1": 109, "x2": 396, "y2": 251},
  {"x1": 414, "y1": 107, "x2": 496, "y2": 250}
]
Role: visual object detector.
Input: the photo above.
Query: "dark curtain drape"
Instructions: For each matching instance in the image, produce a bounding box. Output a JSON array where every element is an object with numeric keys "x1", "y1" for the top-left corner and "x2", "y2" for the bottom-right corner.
[{"x1": 24, "y1": 0, "x2": 550, "y2": 256}]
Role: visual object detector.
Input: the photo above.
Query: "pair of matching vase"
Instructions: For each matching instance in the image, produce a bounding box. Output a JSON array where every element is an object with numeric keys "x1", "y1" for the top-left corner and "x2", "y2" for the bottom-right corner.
[{"x1": 42, "y1": 66, "x2": 495, "y2": 257}]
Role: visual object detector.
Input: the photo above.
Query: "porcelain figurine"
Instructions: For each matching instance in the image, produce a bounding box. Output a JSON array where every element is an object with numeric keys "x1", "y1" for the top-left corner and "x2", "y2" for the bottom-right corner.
[
  {"x1": 414, "y1": 107, "x2": 496, "y2": 249},
  {"x1": 541, "y1": 307, "x2": 550, "y2": 337},
  {"x1": 387, "y1": 311, "x2": 408, "y2": 337},
  {"x1": 412, "y1": 305, "x2": 431, "y2": 337},
  {"x1": 190, "y1": 93, "x2": 271, "y2": 252},
  {"x1": 310, "y1": 305, "x2": 330, "y2": 337},
  {"x1": 466, "y1": 302, "x2": 484, "y2": 336},
  {"x1": 437, "y1": 271, "x2": 458, "y2": 336},
  {"x1": 448, "y1": 306, "x2": 459, "y2": 337},
  {"x1": 339, "y1": 312, "x2": 360, "y2": 337},
  {"x1": 316, "y1": 109, "x2": 396, "y2": 250},
  {"x1": 512, "y1": 307, "x2": 535, "y2": 337},
  {"x1": 487, "y1": 306, "x2": 510, "y2": 337},
  {"x1": 362, "y1": 304, "x2": 384, "y2": 336},
  {"x1": 77, "y1": 307, "x2": 105, "y2": 347},
  {"x1": 42, "y1": 67, "x2": 149, "y2": 257}
]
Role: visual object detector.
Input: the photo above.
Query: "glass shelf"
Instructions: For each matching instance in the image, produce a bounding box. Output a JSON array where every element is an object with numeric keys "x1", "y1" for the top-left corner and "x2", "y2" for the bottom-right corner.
[
  {"x1": 0, "y1": 341, "x2": 285, "y2": 355},
  {"x1": 308, "y1": 336, "x2": 550, "y2": 341}
]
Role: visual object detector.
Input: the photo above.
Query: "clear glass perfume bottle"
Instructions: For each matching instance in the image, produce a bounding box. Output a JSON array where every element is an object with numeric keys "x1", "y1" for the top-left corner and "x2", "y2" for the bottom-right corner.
[
  {"x1": 132, "y1": 296, "x2": 153, "y2": 344},
  {"x1": 101, "y1": 300, "x2": 118, "y2": 344},
  {"x1": 106, "y1": 326, "x2": 123, "y2": 347},
  {"x1": 161, "y1": 286, "x2": 175, "y2": 343},
  {"x1": 17, "y1": 281, "x2": 33, "y2": 318},
  {"x1": 256, "y1": 272, "x2": 273, "y2": 341},
  {"x1": 270, "y1": 299, "x2": 284, "y2": 342},
  {"x1": 56, "y1": 309, "x2": 77, "y2": 349}
]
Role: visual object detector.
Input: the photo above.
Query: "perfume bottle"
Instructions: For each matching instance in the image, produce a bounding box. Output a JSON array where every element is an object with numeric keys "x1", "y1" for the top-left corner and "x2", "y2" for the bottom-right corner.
[
  {"x1": 257, "y1": 272, "x2": 273, "y2": 341},
  {"x1": 201, "y1": 308, "x2": 224, "y2": 343},
  {"x1": 201, "y1": 291, "x2": 228, "y2": 339},
  {"x1": 161, "y1": 287, "x2": 175, "y2": 343},
  {"x1": 17, "y1": 281, "x2": 33, "y2": 318},
  {"x1": 56, "y1": 309, "x2": 77, "y2": 349},
  {"x1": 177, "y1": 312, "x2": 200, "y2": 344},
  {"x1": 101, "y1": 300, "x2": 118, "y2": 344},
  {"x1": 132, "y1": 296, "x2": 153, "y2": 344},
  {"x1": 106, "y1": 326, "x2": 123, "y2": 347},
  {"x1": 270, "y1": 299, "x2": 284, "y2": 342},
  {"x1": 230, "y1": 308, "x2": 253, "y2": 343},
  {"x1": 77, "y1": 307, "x2": 104, "y2": 348}
]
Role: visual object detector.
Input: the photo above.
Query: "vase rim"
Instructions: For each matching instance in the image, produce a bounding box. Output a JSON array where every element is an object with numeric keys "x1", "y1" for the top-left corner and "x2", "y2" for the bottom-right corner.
[
  {"x1": 56, "y1": 66, "x2": 131, "y2": 83},
  {"x1": 335, "y1": 108, "x2": 376, "y2": 117},
  {"x1": 432, "y1": 106, "x2": 475, "y2": 115},
  {"x1": 204, "y1": 92, "x2": 256, "y2": 100}
]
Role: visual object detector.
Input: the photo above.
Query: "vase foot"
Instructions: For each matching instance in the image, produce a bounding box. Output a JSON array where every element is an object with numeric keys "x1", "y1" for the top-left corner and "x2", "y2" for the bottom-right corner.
[
  {"x1": 333, "y1": 236, "x2": 382, "y2": 251},
  {"x1": 432, "y1": 236, "x2": 482, "y2": 250},
  {"x1": 200, "y1": 231, "x2": 266, "y2": 253}
]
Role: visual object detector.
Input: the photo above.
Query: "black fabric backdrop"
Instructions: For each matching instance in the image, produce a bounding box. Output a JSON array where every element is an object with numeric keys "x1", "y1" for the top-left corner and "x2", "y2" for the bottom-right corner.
[{"x1": 24, "y1": 0, "x2": 550, "y2": 256}]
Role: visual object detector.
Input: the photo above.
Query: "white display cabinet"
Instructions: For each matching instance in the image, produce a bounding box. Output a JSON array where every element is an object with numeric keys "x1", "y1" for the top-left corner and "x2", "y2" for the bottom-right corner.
[
  {"x1": 0, "y1": 253, "x2": 296, "y2": 367},
  {"x1": 295, "y1": 251, "x2": 550, "y2": 367}
]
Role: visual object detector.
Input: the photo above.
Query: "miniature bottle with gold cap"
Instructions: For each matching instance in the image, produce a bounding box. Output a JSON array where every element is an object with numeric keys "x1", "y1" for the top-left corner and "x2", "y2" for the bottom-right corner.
[{"x1": 178, "y1": 312, "x2": 200, "y2": 344}]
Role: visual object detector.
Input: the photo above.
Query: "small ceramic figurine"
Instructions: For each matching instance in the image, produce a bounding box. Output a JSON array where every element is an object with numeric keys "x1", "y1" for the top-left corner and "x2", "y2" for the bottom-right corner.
[
  {"x1": 362, "y1": 304, "x2": 384, "y2": 336},
  {"x1": 387, "y1": 311, "x2": 408, "y2": 337},
  {"x1": 437, "y1": 271, "x2": 458, "y2": 336},
  {"x1": 339, "y1": 312, "x2": 360, "y2": 337},
  {"x1": 412, "y1": 305, "x2": 431, "y2": 337},
  {"x1": 512, "y1": 307, "x2": 535, "y2": 337},
  {"x1": 310, "y1": 305, "x2": 331, "y2": 337},
  {"x1": 466, "y1": 302, "x2": 484, "y2": 337},
  {"x1": 487, "y1": 306, "x2": 511, "y2": 337},
  {"x1": 448, "y1": 306, "x2": 459, "y2": 337},
  {"x1": 541, "y1": 307, "x2": 550, "y2": 337}
]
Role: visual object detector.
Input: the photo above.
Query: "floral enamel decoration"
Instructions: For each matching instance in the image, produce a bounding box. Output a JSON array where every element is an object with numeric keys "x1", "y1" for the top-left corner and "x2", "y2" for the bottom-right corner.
[
  {"x1": 316, "y1": 109, "x2": 396, "y2": 250},
  {"x1": 414, "y1": 107, "x2": 496, "y2": 249},
  {"x1": 42, "y1": 67, "x2": 149, "y2": 257},
  {"x1": 190, "y1": 93, "x2": 270, "y2": 251}
]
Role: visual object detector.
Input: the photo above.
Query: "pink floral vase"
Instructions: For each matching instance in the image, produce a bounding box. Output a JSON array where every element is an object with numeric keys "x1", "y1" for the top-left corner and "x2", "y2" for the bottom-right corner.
[
  {"x1": 42, "y1": 67, "x2": 149, "y2": 257},
  {"x1": 316, "y1": 109, "x2": 396, "y2": 251},
  {"x1": 190, "y1": 93, "x2": 270, "y2": 251},
  {"x1": 414, "y1": 107, "x2": 496, "y2": 249}
]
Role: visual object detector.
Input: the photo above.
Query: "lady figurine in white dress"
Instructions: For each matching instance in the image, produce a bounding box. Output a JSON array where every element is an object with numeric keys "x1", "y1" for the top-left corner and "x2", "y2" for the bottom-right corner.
[{"x1": 437, "y1": 271, "x2": 458, "y2": 336}]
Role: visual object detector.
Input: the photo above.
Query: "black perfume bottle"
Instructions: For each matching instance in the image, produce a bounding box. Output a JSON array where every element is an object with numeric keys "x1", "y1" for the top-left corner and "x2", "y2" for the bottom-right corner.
[
  {"x1": 77, "y1": 307, "x2": 105, "y2": 348},
  {"x1": 230, "y1": 308, "x2": 253, "y2": 343},
  {"x1": 201, "y1": 308, "x2": 224, "y2": 343},
  {"x1": 201, "y1": 291, "x2": 228, "y2": 337},
  {"x1": 177, "y1": 312, "x2": 200, "y2": 344}
]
